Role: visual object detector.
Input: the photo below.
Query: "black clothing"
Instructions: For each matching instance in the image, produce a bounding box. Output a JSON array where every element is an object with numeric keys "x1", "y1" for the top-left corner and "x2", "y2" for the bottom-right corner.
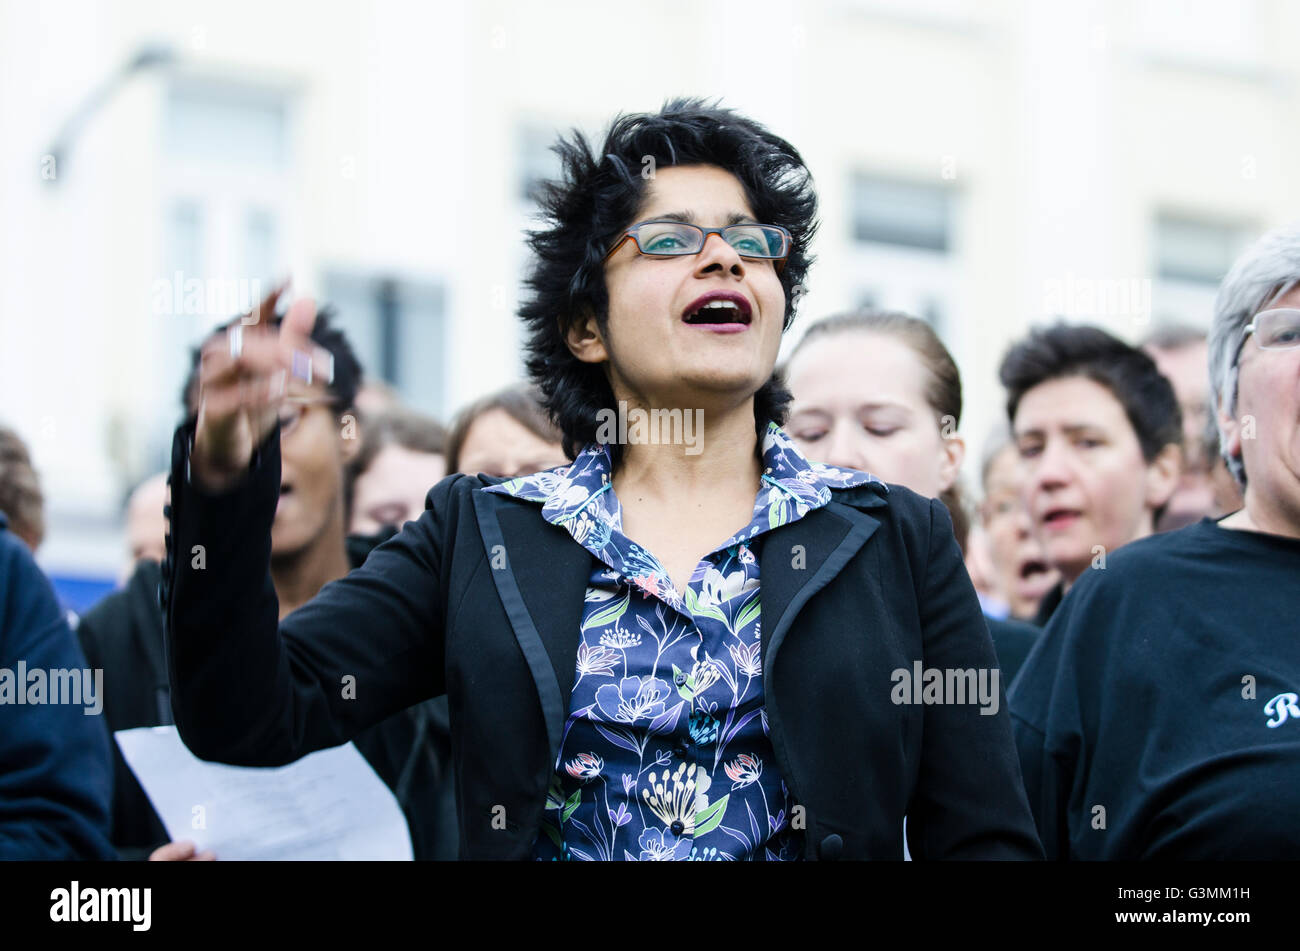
[
  {"x1": 0, "y1": 512, "x2": 115, "y2": 860},
  {"x1": 162, "y1": 420, "x2": 1042, "y2": 860},
  {"x1": 346, "y1": 525, "x2": 398, "y2": 571},
  {"x1": 1010, "y1": 517, "x2": 1300, "y2": 859},
  {"x1": 78, "y1": 541, "x2": 457, "y2": 860},
  {"x1": 1030, "y1": 580, "x2": 1063, "y2": 628},
  {"x1": 985, "y1": 616, "x2": 1041, "y2": 687},
  {"x1": 75, "y1": 560, "x2": 170, "y2": 860}
]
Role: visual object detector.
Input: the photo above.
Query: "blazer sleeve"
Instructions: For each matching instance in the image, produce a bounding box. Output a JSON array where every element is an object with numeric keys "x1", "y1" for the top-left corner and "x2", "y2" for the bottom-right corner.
[
  {"x1": 163, "y1": 420, "x2": 461, "y2": 767},
  {"x1": 905, "y1": 497, "x2": 1045, "y2": 860}
]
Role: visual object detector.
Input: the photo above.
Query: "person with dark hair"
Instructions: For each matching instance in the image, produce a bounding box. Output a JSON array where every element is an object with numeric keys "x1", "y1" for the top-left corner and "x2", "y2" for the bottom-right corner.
[
  {"x1": 176, "y1": 287, "x2": 365, "y2": 616},
  {"x1": 81, "y1": 287, "x2": 455, "y2": 860},
  {"x1": 0, "y1": 511, "x2": 115, "y2": 859},
  {"x1": 163, "y1": 98, "x2": 1041, "y2": 860},
  {"x1": 0, "y1": 425, "x2": 45, "y2": 553},
  {"x1": 1009, "y1": 226, "x2": 1300, "y2": 859},
  {"x1": 442, "y1": 384, "x2": 565, "y2": 478},
  {"x1": 998, "y1": 323, "x2": 1182, "y2": 624},
  {"x1": 782, "y1": 310, "x2": 1040, "y2": 681},
  {"x1": 179, "y1": 288, "x2": 364, "y2": 427}
]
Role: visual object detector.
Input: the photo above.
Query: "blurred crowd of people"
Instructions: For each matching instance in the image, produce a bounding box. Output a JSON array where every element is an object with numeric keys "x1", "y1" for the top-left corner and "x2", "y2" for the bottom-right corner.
[
  {"x1": 2, "y1": 103, "x2": 1296, "y2": 860},
  {"x1": 1, "y1": 313, "x2": 573, "y2": 859}
]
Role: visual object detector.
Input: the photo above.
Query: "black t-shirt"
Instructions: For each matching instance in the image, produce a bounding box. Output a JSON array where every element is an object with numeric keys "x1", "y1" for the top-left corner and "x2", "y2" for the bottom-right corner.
[{"x1": 1009, "y1": 517, "x2": 1300, "y2": 859}]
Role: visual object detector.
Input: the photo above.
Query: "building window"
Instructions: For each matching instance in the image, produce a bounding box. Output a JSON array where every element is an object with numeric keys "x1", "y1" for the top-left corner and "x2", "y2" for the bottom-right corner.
[
  {"x1": 852, "y1": 175, "x2": 952, "y2": 251},
  {"x1": 517, "y1": 123, "x2": 563, "y2": 206},
  {"x1": 1152, "y1": 213, "x2": 1255, "y2": 325},
  {"x1": 146, "y1": 77, "x2": 293, "y2": 473},
  {"x1": 848, "y1": 174, "x2": 957, "y2": 334},
  {"x1": 321, "y1": 271, "x2": 447, "y2": 420},
  {"x1": 1134, "y1": 0, "x2": 1261, "y2": 73},
  {"x1": 1155, "y1": 214, "x2": 1253, "y2": 285}
]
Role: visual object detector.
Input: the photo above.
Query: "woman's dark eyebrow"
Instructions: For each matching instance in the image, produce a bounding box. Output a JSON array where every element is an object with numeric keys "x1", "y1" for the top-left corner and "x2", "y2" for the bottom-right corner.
[{"x1": 646, "y1": 210, "x2": 760, "y2": 226}]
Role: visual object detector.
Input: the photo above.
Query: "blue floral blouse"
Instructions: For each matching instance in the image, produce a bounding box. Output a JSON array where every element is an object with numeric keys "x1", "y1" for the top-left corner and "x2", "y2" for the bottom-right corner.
[{"x1": 483, "y1": 423, "x2": 882, "y2": 860}]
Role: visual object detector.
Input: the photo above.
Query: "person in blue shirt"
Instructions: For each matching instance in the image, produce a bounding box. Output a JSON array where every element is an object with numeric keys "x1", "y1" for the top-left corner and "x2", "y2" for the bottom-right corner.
[{"x1": 0, "y1": 511, "x2": 115, "y2": 860}]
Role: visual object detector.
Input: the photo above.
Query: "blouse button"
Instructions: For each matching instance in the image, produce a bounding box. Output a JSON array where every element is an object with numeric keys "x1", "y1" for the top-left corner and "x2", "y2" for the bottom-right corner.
[
  {"x1": 670, "y1": 820, "x2": 685, "y2": 836},
  {"x1": 673, "y1": 672, "x2": 687, "y2": 686}
]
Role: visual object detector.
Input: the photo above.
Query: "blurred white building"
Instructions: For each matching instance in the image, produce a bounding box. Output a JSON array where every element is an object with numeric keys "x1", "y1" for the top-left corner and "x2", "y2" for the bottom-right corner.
[{"x1": 2, "y1": 0, "x2": 1298, "y2": 596}]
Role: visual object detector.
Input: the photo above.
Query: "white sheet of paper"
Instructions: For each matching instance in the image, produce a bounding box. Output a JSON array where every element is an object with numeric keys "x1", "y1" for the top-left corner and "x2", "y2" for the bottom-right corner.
[{"x1": 115, "y1": 725, "x2": 413, "y2": 860}]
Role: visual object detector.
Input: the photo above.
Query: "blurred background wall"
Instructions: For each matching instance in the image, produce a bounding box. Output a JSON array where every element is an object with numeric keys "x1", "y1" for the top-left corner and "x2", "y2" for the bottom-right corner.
[{"x1": 3, "y1": 0, "x2": 1298, "y2": 604}]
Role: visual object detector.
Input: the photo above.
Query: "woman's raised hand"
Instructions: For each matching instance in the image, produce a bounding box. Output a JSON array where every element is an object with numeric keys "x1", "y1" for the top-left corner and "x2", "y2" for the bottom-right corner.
[{"x1": 189, "y1": 284, "x2": 332, "y2": 492}]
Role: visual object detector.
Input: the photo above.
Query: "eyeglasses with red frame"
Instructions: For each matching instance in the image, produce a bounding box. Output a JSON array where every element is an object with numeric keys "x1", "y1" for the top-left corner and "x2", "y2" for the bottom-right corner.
[{"x1": 603, "y1": 220, "x2": 792, "y2": 272}]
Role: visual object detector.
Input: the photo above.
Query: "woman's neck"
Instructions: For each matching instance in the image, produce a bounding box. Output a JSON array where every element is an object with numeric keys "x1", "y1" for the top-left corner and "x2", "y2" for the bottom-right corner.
[
  {"x1": 611, "y1": 396, "x2": 762, "y2": 505},
  {"x1": 1220, "y1": 485, "x2": 1300, "y2": 540},
  {"x1": 271, "y1": 502, "x2": 352, "y2": 619}
]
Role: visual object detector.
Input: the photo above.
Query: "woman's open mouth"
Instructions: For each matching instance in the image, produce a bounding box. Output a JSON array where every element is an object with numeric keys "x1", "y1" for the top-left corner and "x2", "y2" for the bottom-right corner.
[
  {"x1": 1014, "y1": 557, "x2": 1055, "y2": 599},
  {"x1": 682, "y1": 291, "x2": 752, "y2": 333},
  {"x1": 1041, "y1": 507, "x2": 1082, "y2": 532}
]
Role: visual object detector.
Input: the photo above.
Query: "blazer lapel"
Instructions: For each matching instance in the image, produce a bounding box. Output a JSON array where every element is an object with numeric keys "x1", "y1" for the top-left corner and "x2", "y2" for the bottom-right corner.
[
  {"x1": 471, "y1": 490, "x2": 591, "y2": 765},
  {"x1": 760, "y1": 497, "x2": 884, "y2": 676}
]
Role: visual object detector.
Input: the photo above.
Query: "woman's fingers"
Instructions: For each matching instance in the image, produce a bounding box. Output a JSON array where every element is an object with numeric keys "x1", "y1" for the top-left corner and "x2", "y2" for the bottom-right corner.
[
  {"x1": 190, "y1": 284, "x2": 330, "y2": 484},
  {"x1": 199, "y1": 332, "x2": 295, "y2": 413},
  {"x1": 242, "y1": 280, "x2": 288, "y2": 331},
  {"x1": 148, "y1": 839, "x2": 215, "y2": 861},
  {"x1": 200, "y1": 326, "x2": 292, "y2": 380},
  {"x1": 279, "y1": 296, "x2": 316, "y2": 349},
  {"x1": 204, "y1": 303, "x2": 329, "y2": 388},
  {"x1": 148, "y1": 840, "x2": 188, "y2": 861},
  {"x1": 278, "y1": 297, "x2": 334, "y2": 385}
]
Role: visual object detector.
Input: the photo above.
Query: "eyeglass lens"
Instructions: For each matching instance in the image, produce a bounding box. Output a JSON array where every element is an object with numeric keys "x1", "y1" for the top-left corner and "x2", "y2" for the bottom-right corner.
[
  {"x1": 1255, "y1": 309, "x2": 1300, "y2": 350},
  {"x1": 635, "y1": 222, "x2": 785, "y2": 258}
]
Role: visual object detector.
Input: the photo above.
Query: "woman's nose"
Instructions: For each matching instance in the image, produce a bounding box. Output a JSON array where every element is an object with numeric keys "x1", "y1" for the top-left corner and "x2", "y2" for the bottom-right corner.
[
  {"x1": 694, "y1": 232, "x2": 745, "y2": 276},
  {"x1": 1032, "y1": 439, "x2": 1075, "y2": 490},
  {"x1": 823, "y1": 422, "x2": 870, "y2": 472}
]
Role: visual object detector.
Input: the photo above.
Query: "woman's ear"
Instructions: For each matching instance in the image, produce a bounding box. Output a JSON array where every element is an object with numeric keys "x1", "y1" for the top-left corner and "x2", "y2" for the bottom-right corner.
[
  {"x1": 1215, "y1": 390, "x2": 1242, "y2": 464},
  {"x1": 937, "y1": 431, "x2": 965, "y2": 494},
  {"x1": 338, "y1": 411, "x2": 362, "y2": 465},
  {"x1": 563, "y1": 309, "x2": 608, "y2": 365},
  {"x1": 1144, "y1": 442, "x2": 1183, "y2": 512}
]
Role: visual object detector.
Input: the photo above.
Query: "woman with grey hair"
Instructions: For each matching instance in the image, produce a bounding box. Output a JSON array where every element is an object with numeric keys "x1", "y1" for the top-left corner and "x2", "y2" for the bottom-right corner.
[{"x1": 1008, "y1": 222, "x2": 1300, "y2": 859}]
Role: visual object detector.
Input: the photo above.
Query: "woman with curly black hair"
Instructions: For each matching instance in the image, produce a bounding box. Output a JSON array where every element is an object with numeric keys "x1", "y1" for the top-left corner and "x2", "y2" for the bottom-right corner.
[{"x1": 163, "y1": 98, "x2": 1041, "y2": 860}]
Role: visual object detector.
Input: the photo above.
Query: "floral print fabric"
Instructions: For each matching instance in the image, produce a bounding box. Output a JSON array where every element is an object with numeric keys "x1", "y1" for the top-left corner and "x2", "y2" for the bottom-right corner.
[{"x1": 484, "y1": 423, "x2": 882, "y2": 860}]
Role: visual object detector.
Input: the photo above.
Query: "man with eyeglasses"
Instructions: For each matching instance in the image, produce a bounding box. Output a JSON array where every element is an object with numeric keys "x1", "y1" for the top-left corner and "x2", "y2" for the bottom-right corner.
[
  {"x1": 1008, "y1": 224, "x2": 1300, "y2": 859},
  {"x1": 77, "y1": 288, "x2": 457, "y2": 860}
]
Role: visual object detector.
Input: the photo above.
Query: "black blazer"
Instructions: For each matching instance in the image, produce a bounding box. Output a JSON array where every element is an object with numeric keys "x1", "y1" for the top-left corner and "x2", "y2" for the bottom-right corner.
[{"x1": 162, "y1": 422, "x2": 1043, "y2": 860}]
